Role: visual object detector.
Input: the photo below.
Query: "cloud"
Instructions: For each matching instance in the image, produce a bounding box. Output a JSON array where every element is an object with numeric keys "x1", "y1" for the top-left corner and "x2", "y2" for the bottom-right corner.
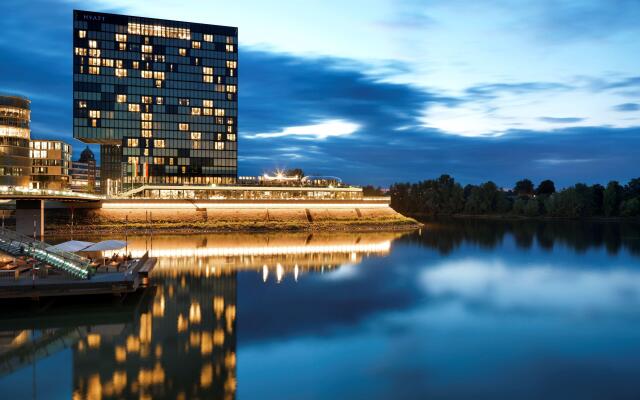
[
  {"x1": 614, "y1": 103, "x2": 640, "y2": 112},
  {"x1": 539, "y1": 117, "x2": 584, "y2": 124},
  {"x1": 464, "y1": 82, "x2": 572, "y2": 101},
  {"x1": 246, "y1": 119, "x2": 360, "y2": 140}
]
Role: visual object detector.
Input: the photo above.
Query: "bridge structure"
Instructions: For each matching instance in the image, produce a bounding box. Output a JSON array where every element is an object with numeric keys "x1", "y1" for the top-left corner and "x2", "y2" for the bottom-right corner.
[{"x1": 0, "y1": 187, "x2": 102, "y2": 238}]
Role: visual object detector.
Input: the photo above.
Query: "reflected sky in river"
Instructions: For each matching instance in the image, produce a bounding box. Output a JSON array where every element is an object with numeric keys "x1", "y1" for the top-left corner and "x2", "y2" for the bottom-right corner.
[{"x1": 1, "y1": 220, "x2": 640, "y2": 399}]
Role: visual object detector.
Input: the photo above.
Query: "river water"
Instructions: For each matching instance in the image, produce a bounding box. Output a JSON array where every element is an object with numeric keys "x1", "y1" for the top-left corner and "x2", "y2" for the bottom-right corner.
[{"x1": 1, "y1": 219, "x2": 639, "y2": 399}]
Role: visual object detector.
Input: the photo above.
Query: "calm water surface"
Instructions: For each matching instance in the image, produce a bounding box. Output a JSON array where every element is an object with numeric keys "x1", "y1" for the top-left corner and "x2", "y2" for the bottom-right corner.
[{"x1": 1, "y1": 219, "x2": 640, "y2": 399}]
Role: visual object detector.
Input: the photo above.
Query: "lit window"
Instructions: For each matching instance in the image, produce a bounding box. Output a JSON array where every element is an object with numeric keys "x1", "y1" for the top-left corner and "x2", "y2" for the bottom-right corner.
[
  {"x1": 203, "y1": 100, "x2": 213, "y2": 108},
  {"x1": 91, "y1": 119, "x2": 98, "y2": 127},
  {"x1": 226, "y1": 85, "x2": 237, "y2": 93},
  {"x1": 191, "y1": 107, "x2": 201, "y2": 115},
  {"x1": 153, "y1": 71, "x2": 165, "y2": 80},
  {"x1": 128, "y1": 104, "x2": 140, "y2": 112},
  {"x1": 215, "y1": 142, "x2": 225, "y2": 150},
  {"x1": 78, "y1": 101, "x2": 87, "y2": 108},
  {"x1": 227, "y1": 134, "x2": 236, "y2": 141},
  {"x1": 154, "y1": 55, "x2": 166, "y2": 62},
  {"x1": 192, "y1": 140, "x2": 201, "y2": 149},
  {"x1": 141, "y1": 113, "x2": 153, "y2": 121},
  {"x1": 156, "y1": 97, "x2": 164, "y2": 105},
  {"x1": 74, "y1": 47, "x2": 87, "y2": 56},
  {"x1": 154, "y1": 157, "x2": 164, "y2": 165},
  {"x1": 132, "y1": 61, "x2": 139, "y2": 69},
  {"x1": 141, "y1": 121, "x2": 152, "y2": 129},
  {"x1": 127, "y1": 138, "x2": 139, "y2": 147},
  {"x1": 115, "y1": 60, "x2": 123, "y2": 68},
  {"x1": 142, "y1": 45, "x2": 153, "y2": 53},
  {"x1": 179, "y1": 98, "x2": 190, "y2": 106},
  {"x1": 226, "y1": 60, "x2": 237, "y2": 69},
  {"x1": 191, "y1": 132, "x2": 201, "y2": 140},
  {"x1": 89, "y1": 49, "x2": 100, "y2": 57},
  {"x1": 115, "y1": 68, "x2": 128, "y2": 77},
  {"x1": 192, "y1": 41, "x2": 201, "y2": 49},
  {"x1": 203, "y1": 75, "x2": 213, "y2": 83},
  {"x1": 115, "y1": 34, "x2": 127, "y2": 42},
  {"x1": 178, "y1": 123, "x2": 189, "y2": 131},
  {"x1": 88, "y1": 40, "x2": 97, "y2": 48},
  {"x1": 155, "y1": 80, "x2": 162, "y2": 88},
  {"x1": 204, "y1": 34, "x2": 213, "y2": 42},
  {"x1": 179, "y1": 48, "x2": 187, "y2": 56},
  {"x1": 102, "y1": 59, "x2": 114, "y2": 67},
  {"x1": 203, "y1": 108, "x2": 212, "y2": 116},
  {"x1": 116, "y1": 94, "x2": 127, "y2": 103},
  {"x1": 141, "y1": 130, "x2": 152, "y2": 138},
  {"x1": 88, "y1": 66, "x2": 100, "y2": 75},
  {"x1": 141, "y1": 71, "x2": 153, "y2": 79},
  {"x1": 118, "y1": 43, "x2": 127, "y2": 51},
  {"x1": 88, "y1": 57, "x2": 100, "y2": 66},
  {"x1": 154, "y1": 139, "x2": 165, "y2": 148},
  {"x1": 78, "y1": 30, "x2": 86, "y2": 38},
  {"x1": 128, "y1": 157, "x2": 139, "y2": 164},
  {"x1": 141, "y1": 96, "x2": 152, "y2": 104},
  {"x1": 214, "y1": 109, "x2": 225, "y2": 116},
  {"x1": 226, "y1": 44, "x2": 234, "y2": 52},
  {"x1": 203, "y1": 67, "x2": 213, "y2": 75}
]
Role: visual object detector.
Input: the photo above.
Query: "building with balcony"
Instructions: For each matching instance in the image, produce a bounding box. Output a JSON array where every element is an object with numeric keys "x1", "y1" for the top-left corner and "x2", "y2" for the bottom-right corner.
[
  {"x1": 30, "y1": 139, "x2": 73, "y2": 190},
  {"x1": 72, "y1": 10, "x2": 238, "y2": 195},
  {"x1": 0, "y1": 95, "x2": 31, "y2": 188}
]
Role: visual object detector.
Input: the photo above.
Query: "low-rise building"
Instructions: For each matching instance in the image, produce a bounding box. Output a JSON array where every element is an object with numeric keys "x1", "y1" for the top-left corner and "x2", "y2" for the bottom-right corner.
[
  {"x1": 71, "y1": 146, "x2": 100, "y2": 193},
  {"x1": 30, "y1": 139, "x2": 72, "y2": 190}
]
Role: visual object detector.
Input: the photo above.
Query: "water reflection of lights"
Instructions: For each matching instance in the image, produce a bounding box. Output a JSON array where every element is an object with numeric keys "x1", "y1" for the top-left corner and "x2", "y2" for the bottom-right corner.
[{"x1": 122, "y1": 241, "x2": 391, "y2": 259}]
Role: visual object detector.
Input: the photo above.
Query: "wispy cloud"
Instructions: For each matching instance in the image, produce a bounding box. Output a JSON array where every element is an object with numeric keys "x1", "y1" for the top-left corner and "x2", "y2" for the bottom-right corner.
[
  {"x1": 613, "y1": 103, "x2": 640, "y2": 112},
  {"x1": 246, "y1": 120, "x2": 360, "y2": 140},
  {"x1": 539, "y1": 117, "x2": 584, "y2": 124}
]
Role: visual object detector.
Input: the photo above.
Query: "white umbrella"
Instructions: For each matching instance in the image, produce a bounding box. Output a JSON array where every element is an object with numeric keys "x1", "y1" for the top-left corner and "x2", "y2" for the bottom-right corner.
[
  {"x1": 47, "y1": 240, "x2": 95, "y2": 253},
  {"x1": 82, "y1": 240, "x2": 128, "y2": 252}
]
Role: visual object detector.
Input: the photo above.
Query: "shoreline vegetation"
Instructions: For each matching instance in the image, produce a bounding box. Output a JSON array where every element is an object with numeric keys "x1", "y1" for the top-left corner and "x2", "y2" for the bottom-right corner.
[
  {"x1": 380, "y1": 175, "x2": 640, "y2": 219},
  {"x1": 43, "y1": 217, "x2": 422, "y2": 236}
]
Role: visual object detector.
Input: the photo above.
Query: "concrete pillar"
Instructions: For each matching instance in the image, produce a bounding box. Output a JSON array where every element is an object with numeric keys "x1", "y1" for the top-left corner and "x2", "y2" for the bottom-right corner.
[{"x1": 15, "y1": 200, "x2": 44, "y2": 239}]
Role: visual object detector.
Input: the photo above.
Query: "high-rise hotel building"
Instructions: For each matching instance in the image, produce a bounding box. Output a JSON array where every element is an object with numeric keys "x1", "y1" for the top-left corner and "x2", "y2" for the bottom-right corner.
[{"x1": 72, "y1": 10, "x2": 238, "y2": 194}]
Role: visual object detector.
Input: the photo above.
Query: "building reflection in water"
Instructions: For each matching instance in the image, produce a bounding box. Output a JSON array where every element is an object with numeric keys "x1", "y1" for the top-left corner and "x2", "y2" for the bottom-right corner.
[{"x1": 0, "y1": 231, "x2": 399, "y2": 399}]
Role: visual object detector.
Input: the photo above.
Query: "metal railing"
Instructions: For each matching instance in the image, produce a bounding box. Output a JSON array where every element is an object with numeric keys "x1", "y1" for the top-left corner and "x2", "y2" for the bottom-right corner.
[
  {"x1": 0, "y1": 227, "x2": 91, "y2": 279},
  {"x1": 0, "y1": 185, "x2": 103, "y2": 200}
]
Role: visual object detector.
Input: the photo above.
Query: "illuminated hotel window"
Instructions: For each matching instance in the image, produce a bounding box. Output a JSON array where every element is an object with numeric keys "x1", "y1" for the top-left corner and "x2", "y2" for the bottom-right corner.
[
  {"x1": 203, "y1": 67, "x2": 213, "y2": 75},
  {"x1": 141, "y1": 113, "x2": 153, "y2": 121},
  {"x1": 191, "y1": 107, "x2": 201, "y2": 115},
  {"x1": 203, "y1": 75, "x2": 213, "y2": 83},
  {"x1": 179, "y1": 48, "x2": 187, "y2": 56},
  {"x1": 89, "y1": 110, "x2": 101, "y2": 118},
  {"x1": 154, "y1": 157, "x2": 164, "y2": 165},
  {"x1": 203, "y1": 108, "x2": 212, "y2": 115},
  {"x1": 128, "y1": 156, "x2": 139, "y2": 164},
  {"x1": 156, "y1": 97, "x2": 164, "y2": 105},
  {"x1": 91, "y1": 119, "x2": 97, "y2": 127},
  {"x1": 102, "y1": 59, "x2": 114, "y2": 67},
  {"x1": 192, "y1": 140, "x2": 200, "y2": 149},
  {"x1": 226, "y1": 44, "x2": 234, "y2": 52},
  {"x1": 141, "y1": 96, "x2": 152, "y2": 104},
  {"x1": 78, "y1": 30, "x2": 86, "y2": 38},
  {"x1": 141, "y1": 130, "x2": 152, "y2": 138},
  {"x1": 226, "y1": 85, "x2": 237, "y2": 93},
  {"x1": 227, "y1": 117, "x2": 234, "y2": 125},
  {"x1": 204, "y1": 34, "x2": 213, "y2": 42},
  {"x1": 203, "y1": 99, "x2": 213, "y2": 108},
  {"x1": 215, "y1": 142, "x2": 225, "y2": 150},
  {"x1": 155, "y1": 80, "x2": 163, "y2": 88},
  {"x1": 153, "y1": 71, "x2": 165, "y2": 80},
  {"x1": 78, "y1": 101, "x2": 87, "y2": 108},
  {"x1": 88, "y1": 57, "x2": 100, "y2": 66},
  {"x1": 88, "y1": 40, "x2": 97, "y2": 48},
  {"x1": 227, "y1": 133, "x2": 236, "y2": 141},
  {"x1": 178, "y1": 123, "x2": 189, "y2": 131},
  {"x1": 190, "y1": 132, "x2": 201, "y2": 140},
  {"x1": 154, "y1": 139, "x2": 165, "y2": 148},
  {"x1": 118, "y1": 43, "x2": 127, "y2": 51},
  {"x1": 214, "y1": 108, "x2": 225, "y2": 116},
  {"x1": 154, "y1": 55, "x2": 166, "y2": 62},
  {"x1": 115, "y1": 68, "x2": 127, "y2": 77},
  {"x1": 116, "y1": 94, "x2": 127, "y2": 103},
  {"x1": 141, "y1": 70, "x2": 153, "y2": 79},
  {"x1": 127, "y1": 138, "x2": 139, "y2": 147},
  {"x1": 88, "y1": 66, "x2": 100, "y2": 75},
  {"x1": 226, "y1": 61, "x2": 237, "y2": 68},
  {"x1": 115, "y1": 33, "x2": 127, "y2": 42},
  {"x1": 132, "y1": 61, "x2": 139, "y2": 69},
  {"x1": 128, "y1": 104, "x2": 140, "y2": 112},
  {"x1": 179, "y1": 98, "x2": 189, "y2": 106},
  {"x1": 192, "y1": 41, "x2": 201, "y2": 49},
  {"x1": 142, "y1": 45, "x2": 153, "y2": 53},
  {"x1": 74, "y1": 47, "x2": 87, "y2": 56}
]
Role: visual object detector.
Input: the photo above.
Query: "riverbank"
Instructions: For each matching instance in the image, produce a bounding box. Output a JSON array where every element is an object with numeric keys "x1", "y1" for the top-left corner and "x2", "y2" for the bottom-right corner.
[{"x1": 407, "y1": 213, "x2": 640, "y2": 222}]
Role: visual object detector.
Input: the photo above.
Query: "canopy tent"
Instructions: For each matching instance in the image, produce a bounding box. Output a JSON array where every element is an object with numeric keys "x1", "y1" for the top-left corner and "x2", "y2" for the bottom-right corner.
[
  {"x1": 47, "y1": 240, "x2": 95, "y2": 253},
  {"x1": 81, "y1": 240, "x2": 128, "y2": 252}
]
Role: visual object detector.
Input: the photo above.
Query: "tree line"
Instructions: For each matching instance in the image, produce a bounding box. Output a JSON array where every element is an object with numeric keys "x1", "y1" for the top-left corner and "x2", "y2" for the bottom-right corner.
[{"x1": 378, "y1": 175, "x2": 640, "y2": 218}]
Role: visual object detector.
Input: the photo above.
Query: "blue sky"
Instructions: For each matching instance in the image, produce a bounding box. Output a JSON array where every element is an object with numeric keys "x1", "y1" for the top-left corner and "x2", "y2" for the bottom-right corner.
[{"x1": 1, "y1": 0, "x2": 639, "y2": 187}]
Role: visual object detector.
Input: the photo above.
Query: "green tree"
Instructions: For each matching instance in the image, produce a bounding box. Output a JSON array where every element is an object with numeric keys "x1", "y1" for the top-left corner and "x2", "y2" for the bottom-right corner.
[
  {"x1": 285, "y1": 168, "x2": 305, "y2": 178},
  {"x1": 362, "y1": 185, "x2": 384, "y2": 196},
  {"x1": 514, "y1": 179, "x2": 535, "y2": 197},
  {"x1": 620, "y1": 198, "x2": 640, "y2": 217},
  {"x1": 603, "y1": 181, "x2": 624, "y2": 216},
  {"x1": 536, "y1": 180, "x2": 556, "y2": 196}
]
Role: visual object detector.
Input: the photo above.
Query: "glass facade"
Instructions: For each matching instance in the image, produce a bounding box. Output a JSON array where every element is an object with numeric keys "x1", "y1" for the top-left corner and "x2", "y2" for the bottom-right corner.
[
  {"x1": 30, "y1": 139, "x2": 73, "y2": 190},
  {"x1": 0, "y1": 95, "x2": 31, "y2": 188},
  {"x1": 72, "y1": 10, "x2": 238, "y2": 194}
]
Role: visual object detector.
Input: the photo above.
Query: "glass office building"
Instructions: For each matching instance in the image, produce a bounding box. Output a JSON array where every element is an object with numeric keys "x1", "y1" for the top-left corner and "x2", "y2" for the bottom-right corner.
[
  {"x1": 0, "y1": 95, "x2": 31, "y2": 188},
  {"x1": 72, "y1": 10, "x2": 238, "y2": 194}
]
